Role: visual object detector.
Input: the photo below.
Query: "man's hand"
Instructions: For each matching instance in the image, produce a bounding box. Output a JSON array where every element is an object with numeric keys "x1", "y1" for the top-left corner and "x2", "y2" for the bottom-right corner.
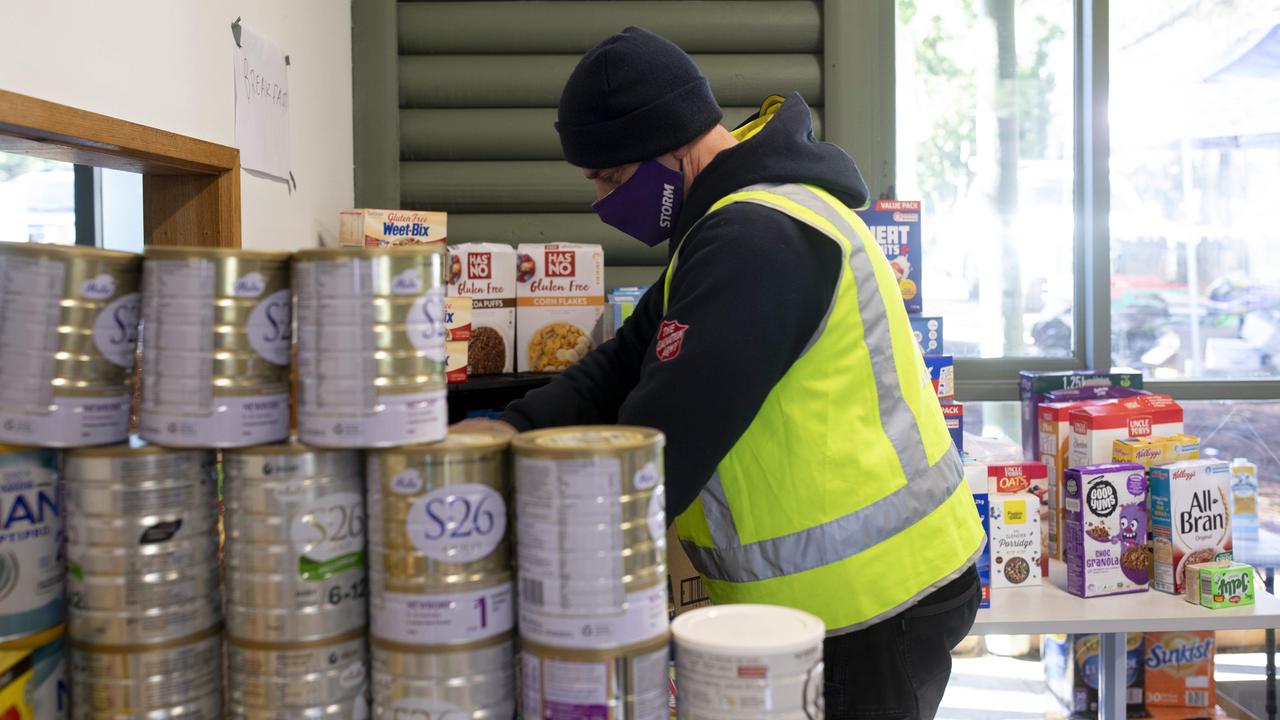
[{"x1": 450, "y1": 418, "x2": 518, "y2": 437}]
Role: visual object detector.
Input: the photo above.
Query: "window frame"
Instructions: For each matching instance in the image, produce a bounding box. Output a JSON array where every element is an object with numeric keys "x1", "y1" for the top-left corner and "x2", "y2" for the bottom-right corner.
[{"x1": 842, "y1": 0, "x2": 1280, "y2": 402}]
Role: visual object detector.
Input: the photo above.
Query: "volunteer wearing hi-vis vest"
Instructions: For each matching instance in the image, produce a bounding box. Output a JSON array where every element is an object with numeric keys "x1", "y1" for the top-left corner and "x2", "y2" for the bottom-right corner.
[{"x1": 478, "y1": 27, "x2": 984, "y2": 718}]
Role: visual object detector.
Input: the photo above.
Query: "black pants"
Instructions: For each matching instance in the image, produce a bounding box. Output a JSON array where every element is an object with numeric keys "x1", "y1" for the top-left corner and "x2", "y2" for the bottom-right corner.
[{"x1": 823, "y1": 565, "x2": 980, "y2": 720}]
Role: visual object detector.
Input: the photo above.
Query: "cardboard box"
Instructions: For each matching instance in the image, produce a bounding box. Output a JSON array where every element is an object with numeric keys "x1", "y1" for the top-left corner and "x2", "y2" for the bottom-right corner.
[
  {"x1": 445, "y1": 297, "x2": 472, "y2": 343},
  {"x1": 925, "y1": 355, "x2": 954, "y2": 401},
  {"x1": 1019, "y1": 370, "x2": 1144, "y2": 460},
  {"x1": 909, "y1": 315, "x2": 944, "y2": 355},
  {"x1": 1184, "y1": 561, "x2": 1232, "y2": 604},
  {"x1": 989, "y1": 493, "x2": 1041, "y2": 589},
  {"x1": 515, "y1": 243, "x2": 605, "y2": 373},
  {"x1": 1044, "y1": 633, "x2": 1146, "y2": 717},
  {"x1": 1112, "y1": 435, "x2": 1201, "y2": 469},
  {"x1": 1199, "y1": 562, "x2": 1254, "y2": 609},
  {"x1": 1150, "y1": 460, "x2": 1233, "y2": 595},
  {"x1": 339, "y1": 209, "x2": 446, "y2": 248},
  {"x1": 448, "y1": 243, "x2": 516, "y2": 375},
  {"x1": 445, "y1": 340, "x2": 468, "y2": 384},
  {"x1": 607, "y1": 286, "x2": 649, "y2": 340},
  {"x1": 1069, "y1": 395, "x2": 1184, "y2": 469},
  {"x1": 1144, "y1": 631, "x2": 1216, "y2": 708},
  {"x1": 857, "y1": 200, "x2": 922, "y2": 314},
  {"x1": 666, "y1": 527, "x2": 710, "y2": 618},
  {"x1": 988, "y1": 462, "x2": 1049, "y2": 577},
  {"x1": 966, "y1": 463, "x2": 991, "y2": 608},
  {"x1": 942, "y1": 402, "x2": 964, "y2": 454},
  {"x1": 1063, "y1": 463, "x2": 1150, "y2": 598}
]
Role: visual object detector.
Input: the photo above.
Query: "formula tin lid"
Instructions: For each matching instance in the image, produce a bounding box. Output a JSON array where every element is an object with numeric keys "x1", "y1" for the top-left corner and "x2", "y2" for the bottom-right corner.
[
  {"x1": 0, "y1": 241, "x2": 139, "y2": 261},
  {"x1": 672, "y1": 604, "x2": 825, "y2": 655},
  {"x1": 374, "y1": 428, "x2": 512, "y2": 458},
  {"x1": 512, "y1": 425, "x2": 664, "y2": 456},
  {"x1": 144, "y1": 246, "x2": 293, "y2": 261}
]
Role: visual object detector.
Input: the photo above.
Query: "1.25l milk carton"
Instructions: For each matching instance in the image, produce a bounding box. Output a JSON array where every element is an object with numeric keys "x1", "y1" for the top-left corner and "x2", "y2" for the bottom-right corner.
[
  {"x1": 1063, "y1": 463, "x2": 1150, "y2": 598},
  {"x1": 1149, "y1": 460, "x2": 1233, "y2": 595},
  {"x1": 1069, "y1": 395, "x2": 1184, "y2": 469},
  {"x1": 515, "y1": 243, "x2": 604, "y2": 373},
  {"x1": 448, "y1": 243, "x2": 516, "y2": 375}
]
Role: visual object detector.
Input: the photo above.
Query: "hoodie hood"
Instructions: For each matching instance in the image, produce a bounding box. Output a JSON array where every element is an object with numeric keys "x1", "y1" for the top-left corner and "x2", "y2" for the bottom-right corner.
[{"x1": 671, "y1": 92, "x2": 871, "y2": 250}]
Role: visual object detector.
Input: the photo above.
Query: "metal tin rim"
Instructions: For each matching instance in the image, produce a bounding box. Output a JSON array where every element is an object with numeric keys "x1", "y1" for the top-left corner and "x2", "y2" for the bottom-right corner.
[
  {"x1": 64, "y1": 441, "x2": 214, "y2": 460},
  {"x1": 369, "y1": 429, "x2": 511, "y2": 458},
  {"x1": 224, "y1": 440, "x2": 355, "y2": 457},
  {"x1": 143, "y1": 246, "x2": 293, "y2": 261},
  {"x1": 520, "y1": 632, "x2": 671, "y2": 662},
  {"x1": 0, "y1": 242, "x2": 139, "y2": 261},
  {"x1": 226, "y1": 626, "x2": 367, "y2": 651},
  {"x1": 511, "y1": 425, "x2": 664, "y2": 456},
  {"x1": 293, "y1": 246, "x2": 444, "y2": 260},
  {"x1": 69, "y1": 623, "x2": 223, "y2": 653}
]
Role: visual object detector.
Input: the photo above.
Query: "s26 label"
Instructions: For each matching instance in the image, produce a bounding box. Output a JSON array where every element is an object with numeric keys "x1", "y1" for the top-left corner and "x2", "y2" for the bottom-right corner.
[
  {"x1": 291, "y1": 491, "x2": 366, "y2": 561},
  {"x1": 407, "y1": 483, "x2": 506, "y2": 563}
]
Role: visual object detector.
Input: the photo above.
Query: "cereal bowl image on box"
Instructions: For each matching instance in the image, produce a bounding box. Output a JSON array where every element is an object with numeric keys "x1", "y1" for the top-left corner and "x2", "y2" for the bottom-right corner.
[
  {"x1": 989, "y1": 493, "x2": 1040, "y2": 589},
  {"x1": 515, "y1": 243, "x2": 604, "y2": 372}
]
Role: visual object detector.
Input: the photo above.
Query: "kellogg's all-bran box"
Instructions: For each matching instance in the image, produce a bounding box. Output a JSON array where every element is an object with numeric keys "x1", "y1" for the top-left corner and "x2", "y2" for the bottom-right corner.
[
  {"x1": 1144, "y1": 631, "x2": 1216, "y2": 708},
  {"x1": 1149, "y1": 460, "x2": 1233, "y2": 595},
  {"x1": 339, "y1": 209, "x2": 447, "y2": 247},
  {"x1": 1063, "y1": 463, "x2": 1150, "y2": 598},
  {"x1": 988, "y1": 462, "x2": 1049, "y2": 576},
  {"x1": 448, "y1": 243, "x2": 516, "y2": 375},
  {"x1": 1069, "y1": 395, "x2": 1184, "y2": 469},
  {"x1": 515, "y1": 243, "x2": 604, "y2": 373}
]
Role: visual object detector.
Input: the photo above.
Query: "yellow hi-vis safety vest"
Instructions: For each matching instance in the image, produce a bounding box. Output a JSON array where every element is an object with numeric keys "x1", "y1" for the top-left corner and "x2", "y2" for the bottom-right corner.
[{"x1": 665, "y1": 182, "x2": 985, "y2": 636}]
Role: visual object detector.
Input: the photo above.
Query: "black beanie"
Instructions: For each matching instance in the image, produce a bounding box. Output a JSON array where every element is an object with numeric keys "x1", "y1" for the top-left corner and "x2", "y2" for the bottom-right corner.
[{"x1": 556, "y1": 27, "x2": 723, "y2": 169}]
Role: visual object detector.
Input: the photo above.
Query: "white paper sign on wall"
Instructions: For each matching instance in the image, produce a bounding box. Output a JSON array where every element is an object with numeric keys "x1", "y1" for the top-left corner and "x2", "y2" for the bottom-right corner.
[{"x1": 234, "y1": 24, "x2": 291, "y2": 181}]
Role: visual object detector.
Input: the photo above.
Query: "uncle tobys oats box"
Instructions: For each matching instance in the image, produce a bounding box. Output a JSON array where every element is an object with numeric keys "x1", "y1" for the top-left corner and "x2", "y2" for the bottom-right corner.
[
  {"x1": 988, "y1": 462, "x2": 1049, "y2": 576},
  {"x1": 1063, "y1": 463, "x2": 1150, "y2": 598},
  {"x1": 515, "y1": 243, "x2": 604, "y2": 373},
  {"x1": 340, "y1": 209, "x2": 447, "y2": 247},
  {"x1": 1149, "y1": 459, "x2": 1233, "y2": 595}
]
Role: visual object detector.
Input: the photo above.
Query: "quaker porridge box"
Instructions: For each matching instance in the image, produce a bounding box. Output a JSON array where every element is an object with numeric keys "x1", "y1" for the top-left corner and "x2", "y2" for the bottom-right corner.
[
  {"x1": 515, "y1": 243, "x2": 605, "y2": 373},
  {"x1": 856, "y1": 200, "x2": 921, "y2": 314},
  {"x1": 1149, "y1": 459, "x2": 1233, "y2": 596},
  {"x1": 1062, "y1": 463, "x2": 1150, "y2": 598},
  {"x1": 448, "y1": 243, "x2": 516, "y2": 375}
]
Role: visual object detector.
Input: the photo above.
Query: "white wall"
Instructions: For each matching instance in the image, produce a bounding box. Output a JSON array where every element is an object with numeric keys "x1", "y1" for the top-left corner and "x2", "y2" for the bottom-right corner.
[{"x1": 0, "y1": 0, "x2": 353, "y2": 251}]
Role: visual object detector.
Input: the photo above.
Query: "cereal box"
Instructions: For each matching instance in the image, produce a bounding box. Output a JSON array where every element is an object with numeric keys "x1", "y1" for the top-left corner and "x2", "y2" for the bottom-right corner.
[
  {"x1": 1019, "y1": 370, "x2": 1144, "y2": 460},
  {"x1": 666, "y1": 526, "x2": 710, "y2": 619},
  {"x1": 1044, "y1": 633, "x2": 1147, "y2": 717},
  {"x1": 1199, "y1": 562, "x2": 1254, "y2": 609},
  {"x1": 1062, "y1": 463, "x2": 1150, "y2": 598},
  {"x1": 448, "y1": 243, "x2": 516, "y2": 375},
  {"x1": 445, "y1": 297, "x2": 472, "y2": 343},
  {"x1": 1149, "y1": 460, "x2": 1233, "y2": 595},
  {"x1": 445, "y1": 340, "x2": 468, "y2": 384},
  {"x1": 1144, "y1": 631, "x2": 1216, "y2": 708},
  {"x1": 924, "y1": 354, "x2": 954, "y2": 401},
  {"x1": 1184, "y1": 560, "x2": 1231, "y2": 604},
  {"x1": 339, "y1": 209, "x2": 446, "y2": 248},
  {"x1": 1069, "y1": 395, "x2": 1184, "y2": 469},
  {"x1": 989, "y1": 462, "x2": 1049, "y2": 576},
  {"x1": 942, "y1": 402, "x2": 963, "y2": 453},
  {"x1": 909, "y1": 315, "x2": 944, "y2": 354},
  {"x1": 514, "y1": 243, "x2": 605, "y2": 373},
  {"x1": 857, "y1": 199, "x2": 922, "y2": 313},
  {"x1": 989, "y1": 492, "x2": 1041, "y2": 589},
  {"x1": 966, "y1": 463, "x2": 991, "y2": 608},
  {"x1": 1112, "y1": 434, "x2": 1201, "y2": 469}
]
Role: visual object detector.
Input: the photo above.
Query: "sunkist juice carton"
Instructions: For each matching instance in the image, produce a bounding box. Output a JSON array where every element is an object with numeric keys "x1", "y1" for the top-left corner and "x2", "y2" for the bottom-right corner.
[
  {"x1": 448, "y1": 243, "x2": 517, "y2": 375},
  {"x1": 988, "y1": 462, "x2": 1049, "y2": 576},
  {"x1": 1062, "y1": 463, "x2": 1150, "y2": 598},
  {"x1": 1019, "y1": 370, "x2": 1144, "y2": 460},
  {"x1": 1068, "y1": 394, "x2": 1184, "y2": 469},
  {"x1": 1044, "y1": 634, "x2": 1147, "y2": 717},
  {"x1": 966, "y1": 462, "x2": 991, "y2": 608},
  {"x1": 857, "y1": 200, "x2": 922, "y2": 314},
  {"x1": 515, "y1": 243, "x2": 605, "y2": 373},
  {"x1": 1149, "y1": 459, "x2": 1233, "y2": 595},
  {"x1": 1144, "y1": 631, "x2": 1216, "y2": 708},
  {"x1": 339, "y1": 209, "x2": 447, "y2": 247}
]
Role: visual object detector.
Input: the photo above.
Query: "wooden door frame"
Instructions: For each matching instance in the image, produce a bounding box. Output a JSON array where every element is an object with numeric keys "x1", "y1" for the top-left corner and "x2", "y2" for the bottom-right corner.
[{"x1": 0, "y1": 89, "x2": 240, "y2": 248}]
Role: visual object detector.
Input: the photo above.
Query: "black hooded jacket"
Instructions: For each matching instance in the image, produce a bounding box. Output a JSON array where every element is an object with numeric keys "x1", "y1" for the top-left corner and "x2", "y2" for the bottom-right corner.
[{"x1": 502, "y1": 93, "x2": 871, "y2": 520}]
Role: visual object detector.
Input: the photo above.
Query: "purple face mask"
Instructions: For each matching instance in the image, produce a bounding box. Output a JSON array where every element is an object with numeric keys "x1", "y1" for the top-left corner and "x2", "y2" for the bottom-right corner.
[{"x1": 591, "y1": 160, "x2": 684, "y2": 247}]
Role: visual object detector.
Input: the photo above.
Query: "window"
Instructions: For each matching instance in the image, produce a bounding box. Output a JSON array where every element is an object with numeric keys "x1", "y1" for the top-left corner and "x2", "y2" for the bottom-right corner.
[
  {"x1": 897, "y1": 0, "x2": 1075, "y2": 359},
  {"x1": 1110, "y1": 2, "x2": 1280, "y2": 380},
  {"x1": 0, "y1": 152, "x2": 76, "y2": 244}
]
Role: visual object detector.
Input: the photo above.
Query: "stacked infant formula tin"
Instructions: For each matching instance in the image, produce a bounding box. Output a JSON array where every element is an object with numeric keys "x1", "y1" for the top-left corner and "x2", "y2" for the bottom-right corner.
[
  {"x1": 63, "y1": 443, "x2": 222, "y2": 718},
  {"x1": 512, "y1": 427, "x2": 670, "y2": 720},
  {"x1": 222, "y1": 443, "x2": 371, "y2": 718},
  {"x1": 367, "y1": 429, "x2": 516, "y2": 718}
]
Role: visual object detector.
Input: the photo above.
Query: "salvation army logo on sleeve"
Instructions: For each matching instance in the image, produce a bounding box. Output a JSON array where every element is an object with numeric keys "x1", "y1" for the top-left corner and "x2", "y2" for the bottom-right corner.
[{"x1": 655, "y1": 319, "x2": 688, "y2": 362}]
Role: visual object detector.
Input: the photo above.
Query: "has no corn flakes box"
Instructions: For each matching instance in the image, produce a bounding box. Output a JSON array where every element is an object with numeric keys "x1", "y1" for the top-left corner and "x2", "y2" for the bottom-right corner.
[
  {"x1": 448, "y1": 243, "x2": 516, "y2": 375},
  {"x1": 1149, "y1": 460, "x2": 1233, "y2": 595},
  {"x1": 515, "y1": 243, "x2": 604, "y2": 373},
  {"x1": 856, "y1": 200, "x2": 921, "y2": 314}
]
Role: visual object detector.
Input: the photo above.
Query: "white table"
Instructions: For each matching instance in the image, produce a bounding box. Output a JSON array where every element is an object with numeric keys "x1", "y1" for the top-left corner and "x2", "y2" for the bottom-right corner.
[
  {"x1": 1234, "y1": 528, "x2": 1280, "y2": 720},
  {"x1": 971, "y1": 566, "x2": 1280, "y2": 720}
]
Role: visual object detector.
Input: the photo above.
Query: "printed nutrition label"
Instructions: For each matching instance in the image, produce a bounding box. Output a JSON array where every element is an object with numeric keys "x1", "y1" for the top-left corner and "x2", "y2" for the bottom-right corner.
[
  {"x1": 515, "y1": 456, "x2": 625, "y2": 614},
  {"x1": 371, "y1": 583, "x2": 513, "y2": 645},
  {"x1": 0, "y1": 255, "x2": 63, "y2": 409},
  {"x1": 142, "y1": 259, "x2": 216, "y2": 414},
  {"x1": 294, "y1": 260, "x2": 379, "y2": 415}
]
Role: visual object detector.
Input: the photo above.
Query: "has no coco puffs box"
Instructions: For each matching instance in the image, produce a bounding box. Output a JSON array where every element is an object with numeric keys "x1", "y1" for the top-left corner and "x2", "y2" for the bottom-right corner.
[
  {"x1": 988, "y1": 462, "x2": 1049, "y2": 577},
  {"x1": 1149, "y1": 460, "x2": 1233, "y2": 595},
  {"x1": 1019, "y1": 370, "x2": 1144, "y2": 460},
  {"x1": 1145, "y1": 631, "x2": 1216, "y2": 708},
  {"x1": 941, "y1": 402, "x2": 963, "y2": 453},
  {"x1": 515, "y1": 243, "x2": 605, "y2": 373},
  {"x1": 339, "y1": 209, "x2": 446, "y2": 248},
  {"x1": 448, "y1": 243, "x2": 516, "y2": 375},
  {"x1": 1063, "y1": 463, "x2": 1150, "y2": 598},
  {"x1": 1069, "y1": 395, "x2": 1183, "y2": 469},
  {"x1": 989, "y1": 493, "x2": 1041, "y2": 589},
  {"x1": 966, "y1": 463, "x2": 991, "y2": 608},
  {"x1": 910, "y1": 315, "x2": 944, "y2": 354},
  {"x1": 857, "y1": 200, "x2": 922, "y2": 314}
]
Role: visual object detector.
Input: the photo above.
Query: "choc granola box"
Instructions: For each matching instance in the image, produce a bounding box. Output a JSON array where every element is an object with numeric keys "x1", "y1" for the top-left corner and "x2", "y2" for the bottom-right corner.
[
  {"x1": 1150, "y1": 460, "x2": 1233, "y2": 595},
  {"x1": 1062, "y1": 463, "x2": 1150, "y2": 598}
]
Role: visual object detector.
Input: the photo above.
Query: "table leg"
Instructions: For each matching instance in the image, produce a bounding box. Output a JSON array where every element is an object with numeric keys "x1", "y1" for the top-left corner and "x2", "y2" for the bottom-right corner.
[
  {"x1": 1099, "y1": 632, "x2": 1128, "y2": 720},
  {"x1": 1267, "y1": 568, "x2": 1276, "y2": 720}
]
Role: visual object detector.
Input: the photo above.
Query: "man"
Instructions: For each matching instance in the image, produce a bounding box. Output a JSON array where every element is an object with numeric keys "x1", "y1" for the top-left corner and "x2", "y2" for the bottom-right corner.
[{"x1": 476, "y1": 27, "x2": 984, "y2": 719}]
